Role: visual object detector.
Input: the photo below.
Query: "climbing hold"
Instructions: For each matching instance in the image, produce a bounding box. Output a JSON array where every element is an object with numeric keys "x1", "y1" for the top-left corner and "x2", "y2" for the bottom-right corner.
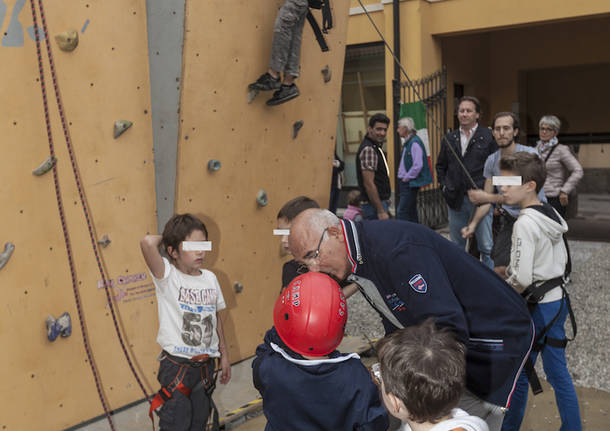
[
  {"x1": 256, "y1": 189, "x2": 268, "y2": 207},
  {"x1": 207, "y1": 159, "x2": 221, "y2": 171},
  {"x1": 32, "y1": 156, "x2": 56, "y2": 176},
  {"x1": 45, "y1": 312, "x2": 71, "y2": 342},
  {"x1": 233, "y1": 282, "x2": 243, "y2": 294},
  {"x1": 321, "y1": 65, "x2": 331, "y2": 83},
  {"x1": 54, "y1": 30, "x2": 79, "y2": 52},
  {"x1": 113, "y1": 120, "x2": 133, "y2": 139},
  {"x1": 0, "y1": 242, "x2": 15, "y2": 270},
  {"x1": 293, "y1": 120, "x2": 304, "y2": 139},
  {"x1": 97, "y1": 234, "x2": 111, "y2": 248},
  {"x1": 247, "y1": 88, "x2": 259, "y2": 104}
]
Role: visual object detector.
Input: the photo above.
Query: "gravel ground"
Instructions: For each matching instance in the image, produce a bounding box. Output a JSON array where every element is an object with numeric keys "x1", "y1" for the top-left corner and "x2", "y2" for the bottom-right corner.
[{"x1": 345, "y1": 239, "x2": 610, "y2": 392}]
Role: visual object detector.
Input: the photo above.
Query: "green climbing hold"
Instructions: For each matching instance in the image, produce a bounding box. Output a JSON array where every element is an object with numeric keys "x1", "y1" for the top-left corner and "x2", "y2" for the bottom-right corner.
[
  {"x1": 55, "y1": 30, "x2": 79, "y2": 52},
  {"x1": 113, "y1": 120, "x2": 133, "y2": 139},
  {"x1": 256, "y1": 189, "x2": 268, "y2": 207},
  {"x1": 0, "y1": 242, "x2": 15, "y2": 270},
  {"x1": 32, "y1": 156, "x2": 56, "y2": 176}
]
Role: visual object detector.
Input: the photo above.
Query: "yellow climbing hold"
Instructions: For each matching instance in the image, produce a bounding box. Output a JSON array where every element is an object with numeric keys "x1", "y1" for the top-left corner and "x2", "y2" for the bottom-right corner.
[{"x1": 55, "y1": 30, "x2": 79, "y2": 52}]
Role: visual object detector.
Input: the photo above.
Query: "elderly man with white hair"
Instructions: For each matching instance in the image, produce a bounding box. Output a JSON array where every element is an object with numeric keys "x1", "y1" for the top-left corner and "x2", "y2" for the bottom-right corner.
[{"x1": 396, "y1": 117, "x2": 433, "y2": 223}]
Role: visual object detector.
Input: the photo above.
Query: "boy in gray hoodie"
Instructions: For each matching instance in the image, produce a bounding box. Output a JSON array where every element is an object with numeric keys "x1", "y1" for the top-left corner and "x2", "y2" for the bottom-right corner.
[{"x1": 498, "y1": 152, "x2": 581, "y2": 431}]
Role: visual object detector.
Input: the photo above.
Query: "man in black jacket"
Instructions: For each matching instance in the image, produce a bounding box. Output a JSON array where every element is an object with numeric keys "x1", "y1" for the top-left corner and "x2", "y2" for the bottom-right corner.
[
  {"x1": 436, "y1": 96, "x2": 496, "y2": 268},
  {"x1": 356, "y1": 113, "x2": 391, "y2": 220}
]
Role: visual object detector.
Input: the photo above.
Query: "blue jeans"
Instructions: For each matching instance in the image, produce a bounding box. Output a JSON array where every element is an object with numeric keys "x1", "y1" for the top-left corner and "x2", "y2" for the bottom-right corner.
[
  {"x1": 448, "y1": 196, "x2": 493, "y2": 269},
  {"x1": 362, "y1": 200, "x2": 389, "y2": 220},
  {"x1": 397, "y1": 183, "x2": 419, "y2": 223},
  {"x1": 502, "y1": 298, "x2": 582, "y2": 431}
]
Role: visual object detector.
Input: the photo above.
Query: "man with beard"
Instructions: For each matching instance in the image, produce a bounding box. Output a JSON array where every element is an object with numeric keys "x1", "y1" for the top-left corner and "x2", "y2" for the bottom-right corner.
[{"x1": 461, "y1": 112, "x2": 546, "y2": 276}]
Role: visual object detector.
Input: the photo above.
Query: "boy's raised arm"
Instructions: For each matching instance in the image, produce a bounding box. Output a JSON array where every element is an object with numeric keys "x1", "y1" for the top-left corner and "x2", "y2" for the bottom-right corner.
[{"x1": 140, "y1": 234, "x2": 165, "y2": 279}]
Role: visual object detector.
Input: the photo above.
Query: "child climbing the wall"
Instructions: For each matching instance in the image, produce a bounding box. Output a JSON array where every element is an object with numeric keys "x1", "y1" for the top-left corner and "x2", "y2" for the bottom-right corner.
[
  {"x1": 276, "y1": 196, "x2": 320, "y2": 291},
  {"x1": 248, "y1": 0, "x2": 309, "y2": 106},
  {"x1": 253, "y1": 272, "x2": 389, "y2": 430},
  {"x1": 140, "y1": 213, "x2": 231, "y2": 430}
]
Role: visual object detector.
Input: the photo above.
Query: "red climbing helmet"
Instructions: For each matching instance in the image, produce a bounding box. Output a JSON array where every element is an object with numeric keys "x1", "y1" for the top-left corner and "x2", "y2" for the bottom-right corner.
[{"x1": 274, "y1": 272, "x2": 347, "y2": 356}]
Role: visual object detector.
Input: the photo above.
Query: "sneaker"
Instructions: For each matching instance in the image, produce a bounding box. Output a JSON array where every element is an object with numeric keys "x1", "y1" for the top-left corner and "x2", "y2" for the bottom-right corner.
[
  {"x1": 248, "y1": 73, "x2": 281, "y2": 91},
  {"x1": 266, "y1": 84, "x2": 300, "y2": 106}
]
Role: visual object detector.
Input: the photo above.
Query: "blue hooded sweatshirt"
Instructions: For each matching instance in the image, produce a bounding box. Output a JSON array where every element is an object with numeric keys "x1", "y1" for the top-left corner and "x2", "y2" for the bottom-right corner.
[
  {"x1": 340, "y1": 219, "x2": 535, "y2": 408},
  {"x1": 252, "y1": 327, "x2": 389, "y2": 431}
]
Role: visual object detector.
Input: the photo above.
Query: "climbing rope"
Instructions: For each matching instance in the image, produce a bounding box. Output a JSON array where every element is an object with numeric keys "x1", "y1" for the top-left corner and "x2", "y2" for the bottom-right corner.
[
  {"x1": 29, "y1": 0, "x2": 151, "y2": 427},
  {"x1": 356, "y1": 0, "x2": 478, "y2": 190}
]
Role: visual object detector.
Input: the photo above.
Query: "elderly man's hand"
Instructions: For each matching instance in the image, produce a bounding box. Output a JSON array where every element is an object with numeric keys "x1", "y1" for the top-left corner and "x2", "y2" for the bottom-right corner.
[
  {"x1": 468, "y1": 189, "x2": 492, "y2": 205},
  {"x1": 559, "y1": 192, "x2": 569, "y2": 206}
]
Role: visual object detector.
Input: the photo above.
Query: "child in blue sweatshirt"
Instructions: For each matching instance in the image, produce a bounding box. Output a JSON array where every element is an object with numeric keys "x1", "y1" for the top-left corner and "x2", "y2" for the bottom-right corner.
[{"x1": 253, "y1": 272, "x2": 388, "y2": 430}]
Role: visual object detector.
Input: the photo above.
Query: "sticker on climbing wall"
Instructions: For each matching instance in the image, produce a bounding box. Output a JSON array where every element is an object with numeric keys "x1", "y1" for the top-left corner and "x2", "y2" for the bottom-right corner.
[
  {"x1": 273, "y1": 229, "x2": 290, "y2": 236},
  {"x1": 97, "y1": 272, "x2": 154, "y2": 305},
  {"x1": 182, "y1": 241, "x2": 212, "y2": 251}
]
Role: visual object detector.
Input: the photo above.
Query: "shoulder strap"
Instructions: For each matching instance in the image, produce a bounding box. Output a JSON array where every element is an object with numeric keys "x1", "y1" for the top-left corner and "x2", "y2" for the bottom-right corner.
[
  {"x1": 306, "y1": 10, "x2": 329, "y2": 52},
  {"x1": 347, "y1": 274, "x2": 404, "y2": 330},
  {"x1": 544, "y1": 144, "x2": 559, "y2": 162},
  {"x1": 322, "y1": 0, "x2": 333, "y2": 32},
  {"x1": 563, "y1": 234, "x2": 572, "y2": 277}
]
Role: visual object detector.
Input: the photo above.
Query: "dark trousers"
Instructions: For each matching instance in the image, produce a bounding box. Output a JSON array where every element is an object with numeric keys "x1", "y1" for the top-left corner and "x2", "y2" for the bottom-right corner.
[
  {"x1": 157, "y1": 355, "x2": 216, "y2": 431},
  {"x1": 547, "y1": 196, "x2": 567, "y2": 218},
  {"x1": 397, "y1": 183, "x2": 419, "y2": 223},
  {"x1": 491, "y1": 212, "x2": 516, "y2": 267},
  {"x1": 329, "y1": 187, "x2": 340, "y2": 214}
]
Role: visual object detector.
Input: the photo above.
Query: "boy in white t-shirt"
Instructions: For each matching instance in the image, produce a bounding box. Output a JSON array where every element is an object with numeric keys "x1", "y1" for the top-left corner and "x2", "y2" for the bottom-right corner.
[
  {"x1": 375, "y1": 319, "x2": 488, "y2": 431},
  {"x1": 141, "y1": 213, "x2": 230, "y2": 430}
]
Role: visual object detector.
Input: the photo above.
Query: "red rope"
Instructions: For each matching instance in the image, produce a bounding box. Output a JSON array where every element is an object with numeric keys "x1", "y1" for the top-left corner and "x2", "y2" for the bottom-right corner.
[
  {"x1": 30, "y1": 0, "x2": 152, "y2": 426},
  {"x1": 28, "y1": 2, "x2": 115, "y2": 429}
]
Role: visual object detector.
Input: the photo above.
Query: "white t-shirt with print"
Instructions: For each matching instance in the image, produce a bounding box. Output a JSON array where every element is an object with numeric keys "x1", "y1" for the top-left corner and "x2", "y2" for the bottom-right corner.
[{"x1": 153, "y1": 257, "x2": 226, "y2": 359}]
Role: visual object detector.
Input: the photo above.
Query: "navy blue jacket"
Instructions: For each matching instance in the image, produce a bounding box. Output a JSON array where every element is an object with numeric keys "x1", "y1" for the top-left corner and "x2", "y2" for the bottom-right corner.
[
  {"x1": 252, "y1": 327, "x2": 389, "y2": 431},
  {"x1": 341, "y1": 219, "x2": 534, "y2": 408}
]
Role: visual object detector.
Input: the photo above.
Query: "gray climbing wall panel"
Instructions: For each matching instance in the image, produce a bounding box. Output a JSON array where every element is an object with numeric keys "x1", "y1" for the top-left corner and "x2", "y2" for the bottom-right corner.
[{"x1": 146, "y1": 0, "x2": 185, "y2": 232}]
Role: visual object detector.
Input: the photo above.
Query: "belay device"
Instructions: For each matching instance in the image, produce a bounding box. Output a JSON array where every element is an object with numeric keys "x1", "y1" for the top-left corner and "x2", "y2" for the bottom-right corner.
[{"x1": 307, "y1": 0, "x2": 333, "y2": 52}]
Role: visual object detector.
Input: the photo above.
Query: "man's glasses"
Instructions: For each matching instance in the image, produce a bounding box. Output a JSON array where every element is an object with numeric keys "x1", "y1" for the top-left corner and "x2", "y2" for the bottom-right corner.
[
  {"x1": 539, "y1": 126, "x2": 554, "y2": 132},
  {"x1": 302, "y1": 228, "x2": 328, "y2": 263}
]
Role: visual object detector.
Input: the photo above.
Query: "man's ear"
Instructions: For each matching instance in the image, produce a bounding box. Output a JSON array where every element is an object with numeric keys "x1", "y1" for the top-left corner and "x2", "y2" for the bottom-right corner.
[
  {"x1": 525, "y1": 180, "x2": 537, "y2": 193},
  {"x1": 327, "y1": 225, "x2": 342, "y2": 238}
]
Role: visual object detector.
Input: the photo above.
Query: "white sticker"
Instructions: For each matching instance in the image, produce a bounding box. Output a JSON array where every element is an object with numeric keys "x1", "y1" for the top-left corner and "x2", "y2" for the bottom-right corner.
[
  {"x1": 273, "y1": 229, "x2": 290, "y2": 236},
  {"x1": 492, "y1": 176, "x2": 522, "y2": 186},
  {"x1": 182, "y1": 241, "x2": 212, "y2": 251}
]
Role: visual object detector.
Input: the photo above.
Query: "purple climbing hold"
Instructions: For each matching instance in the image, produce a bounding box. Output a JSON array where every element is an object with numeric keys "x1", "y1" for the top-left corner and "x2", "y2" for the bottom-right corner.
[{"x1": 46, "y1": 312, "x2": 72, "y2": 341}]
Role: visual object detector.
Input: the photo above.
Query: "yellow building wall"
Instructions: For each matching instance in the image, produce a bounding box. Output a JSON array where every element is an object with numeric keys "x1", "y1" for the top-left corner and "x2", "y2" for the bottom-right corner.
[
  {"x1": 0, "y1": 0, "x2": 159, "y2": 429},
  {"x1": 175, "y1": 0, "x2": 350, "y2": 363}
]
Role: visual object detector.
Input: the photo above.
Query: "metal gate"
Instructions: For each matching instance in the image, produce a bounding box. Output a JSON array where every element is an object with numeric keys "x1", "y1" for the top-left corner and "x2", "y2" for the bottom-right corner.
[{"x1": 400, "y1": 67, "x2": 448, "y2": 228}]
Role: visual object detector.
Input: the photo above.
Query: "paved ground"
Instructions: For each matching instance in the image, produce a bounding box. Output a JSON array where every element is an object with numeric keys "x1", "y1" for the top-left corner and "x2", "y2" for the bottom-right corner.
[{"x1": 74, "y1": 194, "x2": 609, "y2": 431}]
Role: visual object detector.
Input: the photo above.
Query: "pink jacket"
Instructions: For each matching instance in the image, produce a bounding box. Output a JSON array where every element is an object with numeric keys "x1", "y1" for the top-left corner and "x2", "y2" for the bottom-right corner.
[{"x1": 537, "y1": 142, "x2": 583, "y2": 197}]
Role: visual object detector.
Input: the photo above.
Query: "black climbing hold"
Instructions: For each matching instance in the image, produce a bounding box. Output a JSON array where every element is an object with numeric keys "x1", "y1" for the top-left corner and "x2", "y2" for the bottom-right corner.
[
  {"x1": 292, "y1": 120, "x2": 304, "y2": 139},
  {"x1": 97, "y1": 234, "x2": 111, "y2": 248},
  {"x1": 321, "y1": 65, "x2": 331, "y2": 83},
  {"x1": 233, "y1": 282, "x2": 243, "y2": 294}
]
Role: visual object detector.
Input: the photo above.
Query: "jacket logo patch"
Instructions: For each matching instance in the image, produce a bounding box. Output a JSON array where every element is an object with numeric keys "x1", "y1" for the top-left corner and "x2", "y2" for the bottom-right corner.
[
  {"x1": 409, "y1": 274, "x2": 427, "y2": 294},
  {"x1": 385, "y1": 293, "x2": 406, "y2": 312}
]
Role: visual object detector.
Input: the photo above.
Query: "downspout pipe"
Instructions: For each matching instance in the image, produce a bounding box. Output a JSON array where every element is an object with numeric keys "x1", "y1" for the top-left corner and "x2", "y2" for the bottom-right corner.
[{"x1": 392, "y1": 0, "x2": 401, "y2": 212}]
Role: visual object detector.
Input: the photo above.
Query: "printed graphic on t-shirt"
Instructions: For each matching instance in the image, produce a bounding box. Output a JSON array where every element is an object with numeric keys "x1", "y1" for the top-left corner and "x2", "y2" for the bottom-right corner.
[
  {"x1": 174, "y1": 285, "x2": 218, "y2": 354},
  {"x1": 181, "y1": 313, "x2": 213, "y2": 347}
]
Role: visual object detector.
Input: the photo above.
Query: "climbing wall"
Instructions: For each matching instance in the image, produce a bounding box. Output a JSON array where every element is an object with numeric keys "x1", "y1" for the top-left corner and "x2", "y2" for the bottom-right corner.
[
  {"x1": 0, "y1": 0, "x2": 159, "y2": 429},
  {"x1": 175, "y1": 0, "x2": 350, "y2": 361},
  {"x1": 0, "y1": 0, "x2": 349, "y2": 429}
]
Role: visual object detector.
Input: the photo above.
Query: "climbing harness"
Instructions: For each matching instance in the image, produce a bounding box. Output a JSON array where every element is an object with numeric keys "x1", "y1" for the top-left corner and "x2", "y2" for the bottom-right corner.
[
  {"x1": 149, "y1": 353, "x2": 220, "y2": 431},
  {"x1": 29, "y1": 1, "x2": 150, "y2": 429},
  {"x1": 307, "y1": 0, "x2": 332, "y2": 52},
  {"x1": 521, "y1": 234, "x2": 577, "y2": 395}
]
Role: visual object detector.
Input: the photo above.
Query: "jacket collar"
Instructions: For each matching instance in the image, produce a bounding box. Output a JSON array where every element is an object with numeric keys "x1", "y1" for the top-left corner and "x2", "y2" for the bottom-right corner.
[{"x1": 340, "y1": 219, "x2": 364, "y2": 274}]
